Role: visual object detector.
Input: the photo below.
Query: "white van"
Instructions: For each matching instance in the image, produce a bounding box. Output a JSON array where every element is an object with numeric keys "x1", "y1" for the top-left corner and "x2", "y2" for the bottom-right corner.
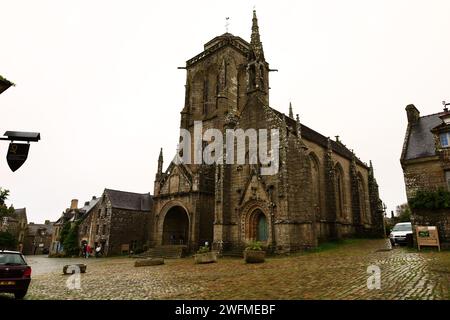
[{"x1": 389, "y1": 222, "x2": 413, "y2": 245}]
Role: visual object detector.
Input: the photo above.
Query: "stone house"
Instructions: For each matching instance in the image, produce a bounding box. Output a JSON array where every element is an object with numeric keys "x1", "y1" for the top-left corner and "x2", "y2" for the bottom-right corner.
[
  {"x1": 400, "y1": 104, "x2": 450, "y2": 248},
  {"x1": 13, "y1": 208, "x2": 28, "y2": 252},
  {"x1": 23, "y1": 221, "x2": 53, "y2": 255},
  {"x1": 151, "y1": 11, "x2": 384, "y2": 254},
  {"x1": 51, "y1": 199, "x2": 78, "y2": 254},
  {"x1": 78, "y1": 189, "x2": 152, "y2": 256},
  {"x1": 50, "y1": 198, "x2": 96, "y2": 254},
  {"x1": 0, "y1": 208, "x2": 28, "y2": 252}
]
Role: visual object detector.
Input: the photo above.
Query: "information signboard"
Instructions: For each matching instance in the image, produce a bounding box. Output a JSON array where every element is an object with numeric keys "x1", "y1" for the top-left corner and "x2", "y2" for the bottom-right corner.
[{"x1": 416, "y1": 226, "x2": 440, "y2": 251}]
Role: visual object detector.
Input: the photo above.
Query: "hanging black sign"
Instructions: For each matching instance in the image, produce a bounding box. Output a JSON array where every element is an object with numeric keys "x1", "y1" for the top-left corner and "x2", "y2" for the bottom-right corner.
[{"x1": 6, "y1": 143, "x2": 30, "y2": 172}]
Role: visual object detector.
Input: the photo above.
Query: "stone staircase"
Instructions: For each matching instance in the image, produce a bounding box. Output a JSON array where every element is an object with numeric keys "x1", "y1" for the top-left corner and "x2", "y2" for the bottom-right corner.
[{"x1": 134, "y1": 245, "x2": 187, "y2": 259}]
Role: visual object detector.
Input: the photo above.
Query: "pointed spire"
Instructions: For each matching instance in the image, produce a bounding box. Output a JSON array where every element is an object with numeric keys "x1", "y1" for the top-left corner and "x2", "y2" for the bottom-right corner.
[
  {"x1": 295, "y1": 113, "x2": 307, "y2": 149},
  {"x1": 157, "y1": 148, "x2": 163, "y2": 176},
  {"x1": 369, "y1": 160, "x2": 374, "y2": 176},
  {"x1": 250, "y1": 10, "x2": 264, "y2": 61},
  {"x1": 351, "y1": 152, "x2": 357, "y2": 168},
  {"x1": 289, "y1": 102, "x2": 293, "y2": 118},
  {"x1": 327, "y1": 137, "x2": 332, "y2": 154},
  {"x1": 251, "y1": 10, "x2": 261, "y2": 46}
]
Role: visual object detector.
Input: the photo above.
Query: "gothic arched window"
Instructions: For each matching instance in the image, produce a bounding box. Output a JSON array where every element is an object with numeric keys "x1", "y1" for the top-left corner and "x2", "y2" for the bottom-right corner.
[
  {"x1": 335, "y1": 164, "x2": 345, "y2": 218},
  {"x1": 203, "y1": 78, "x2": 208, "y2": 115},
  {"x1": 259, "y1": 64, "x2": 265, "y2": 90},
  {"x1": 249, "y1": 64, "x2": 256, "y2": 90},
  {"x1": 357, "y1": 173, "x2": 369, "y2": 224},
  {"x1": 309, "y1": 153, "x2": 321, "y2": 215}
]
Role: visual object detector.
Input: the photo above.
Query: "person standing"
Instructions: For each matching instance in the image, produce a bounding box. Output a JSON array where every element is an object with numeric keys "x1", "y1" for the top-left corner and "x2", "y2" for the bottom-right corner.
[
  {"x1": 86, "y1": 244, "x2": 91, "y2": 258},
  {"x1": 95, "y1": 245, "x2": 101, "y2": 258}
]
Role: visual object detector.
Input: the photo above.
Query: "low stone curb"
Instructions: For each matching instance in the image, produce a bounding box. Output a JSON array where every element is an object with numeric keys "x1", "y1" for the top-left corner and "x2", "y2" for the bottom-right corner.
[{"x1": 134, "y1": 258, "x2": 165, "y2": 267}]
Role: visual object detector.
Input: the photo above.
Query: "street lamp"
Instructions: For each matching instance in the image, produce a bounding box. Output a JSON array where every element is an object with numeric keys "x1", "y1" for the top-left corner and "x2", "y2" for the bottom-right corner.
[{"x1": 382, "y1": 202, "x2": 388, "y2": 237}]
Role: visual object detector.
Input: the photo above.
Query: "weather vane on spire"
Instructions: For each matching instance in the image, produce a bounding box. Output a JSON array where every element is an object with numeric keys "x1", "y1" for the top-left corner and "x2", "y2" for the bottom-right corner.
[{"x1": 225, "y1": 17, "x2": 230, "y2": 33}]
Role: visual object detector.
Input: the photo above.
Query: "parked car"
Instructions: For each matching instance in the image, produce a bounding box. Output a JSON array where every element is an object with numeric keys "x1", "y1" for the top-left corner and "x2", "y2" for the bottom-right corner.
[
  {"x1": 389, "y1": 222, "x2": 413, "y2": 246},
  {"x1": 0, "y1": 250, "x2": 32, "y2": 299}
]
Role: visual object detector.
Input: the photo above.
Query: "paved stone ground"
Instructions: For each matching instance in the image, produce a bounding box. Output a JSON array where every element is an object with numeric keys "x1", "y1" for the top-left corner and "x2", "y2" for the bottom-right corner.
[
  {"x1": 24, "y1": 256, "x2": 105, "y2": 276},
  {"x1": 1, "y1": 239, "x2": 448, "y2": 300}
]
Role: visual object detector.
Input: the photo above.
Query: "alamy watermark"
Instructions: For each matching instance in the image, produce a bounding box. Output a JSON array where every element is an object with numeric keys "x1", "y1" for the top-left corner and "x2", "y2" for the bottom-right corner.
[
  {"x1": 174, "y1": 121, "x2": 280, "y2": 175},
  {"x1": 66, "y1": 265, "x2": 82, "y2": 290},
  {"x1": 367, "y1": 265, "x2": 381, "y2": 290}
]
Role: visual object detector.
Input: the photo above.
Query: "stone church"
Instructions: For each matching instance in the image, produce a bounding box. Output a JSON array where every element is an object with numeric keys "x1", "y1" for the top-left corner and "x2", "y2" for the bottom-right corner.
[{"x1": 151, "y1": 11, "x2": 384, "y2": 253}]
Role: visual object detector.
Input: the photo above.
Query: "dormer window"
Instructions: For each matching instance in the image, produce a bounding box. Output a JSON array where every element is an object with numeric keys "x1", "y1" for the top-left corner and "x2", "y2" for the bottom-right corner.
[{"x1": 439, "y1": 132, "x2": 450, "y2": 147}]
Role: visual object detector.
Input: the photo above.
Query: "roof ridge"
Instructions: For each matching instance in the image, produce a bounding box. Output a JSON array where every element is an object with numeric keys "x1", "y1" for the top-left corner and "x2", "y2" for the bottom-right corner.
[
  {"x1": 267, "y1": 105, "x2": 367, "y2": 167},
  {"x1": 420, "y1": 111, "x2": 445, "y2": 119},
  {"x1": 105, "y1": 188, "x2": 150, "y2": 196}
]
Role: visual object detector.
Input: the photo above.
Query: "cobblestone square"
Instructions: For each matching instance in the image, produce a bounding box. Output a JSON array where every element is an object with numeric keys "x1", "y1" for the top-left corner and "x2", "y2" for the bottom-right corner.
[{"x1": 1, "y1": 239, "x2": 448, "y2": 300}]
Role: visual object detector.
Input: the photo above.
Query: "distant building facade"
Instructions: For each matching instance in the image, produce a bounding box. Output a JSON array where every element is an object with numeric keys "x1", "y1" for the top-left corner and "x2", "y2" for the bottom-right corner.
[
  {"x1": 0, "y1": 208, "x2": 28, "y2": 252},
  {"x1": 23, "y1": 220, "x2": 53, "y2": 255},
  {"x1": 401, "y1": 104, "x2": 450, "y2": 196},
  {"x1": 78, "y1": 189, "x2": 152, "y2": 256},
  {"x1": 13, "y1": 208, "x2": 28, "y2": 252},
  {"x1": 51, "y1": 198, "x2": 99, "y2": 254},
  {"x1": 401, "y1": 104, "x2": 450, "y2": 248}
]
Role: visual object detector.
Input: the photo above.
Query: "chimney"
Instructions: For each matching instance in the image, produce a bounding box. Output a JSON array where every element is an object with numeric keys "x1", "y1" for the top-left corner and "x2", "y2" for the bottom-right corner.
[
  {"x1": 70, "y1": 199, "x2": 78, "y2": 210},
  {"x1": 84, "y1": 201, "x2": 90, "y2": 206},
  {"x1": 92, "y1": 196, "x2": 97, "y2": 200},
  {"x1": 45, "y1": 220, "x2": 50, "y2": 225},
  {"x1": 406, "y1": 104, "x2": 420, "y2": 124}
]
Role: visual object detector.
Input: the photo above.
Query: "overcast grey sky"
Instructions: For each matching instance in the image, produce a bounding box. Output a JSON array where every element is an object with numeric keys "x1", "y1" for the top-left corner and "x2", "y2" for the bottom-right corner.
[{"x1": 1, "y1": 0, "x2": 450, "y2": 223}]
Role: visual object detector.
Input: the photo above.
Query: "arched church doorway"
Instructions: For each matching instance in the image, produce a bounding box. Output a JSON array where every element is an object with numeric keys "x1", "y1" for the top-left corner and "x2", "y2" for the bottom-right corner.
[
  {"x1": 162, "y1": 206, "x2": 189, "y2": 245},
  {"x1": 249, "y1": 209, "x2": 268, "y2": 242}
]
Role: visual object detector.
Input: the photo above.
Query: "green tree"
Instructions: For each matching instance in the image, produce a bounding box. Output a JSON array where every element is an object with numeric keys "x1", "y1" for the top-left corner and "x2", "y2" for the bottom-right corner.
[
  {"x1": 0, "y1": 188, "x2": 15, "y2": 218},
  {"x1": 409, "y1": 189, "x2": 450, "y2": 209},
  {"x1": 396, "y1": 203, "x2": 411, "y2": 222},
  {"x1": 62, "y1": 221, "x2": 80, "y2": 256},
  {"x1": 59, "y1": 220, "x2": 71, "y2": 245},
  {"x1": 0, "y1": 231, "x2": 17, "y2": 250}
]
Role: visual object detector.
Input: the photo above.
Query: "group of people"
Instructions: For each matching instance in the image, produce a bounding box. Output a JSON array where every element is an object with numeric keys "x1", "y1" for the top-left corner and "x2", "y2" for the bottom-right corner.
[{"x1": 81, "y1": 243, "x2": 103, "y2": 258}]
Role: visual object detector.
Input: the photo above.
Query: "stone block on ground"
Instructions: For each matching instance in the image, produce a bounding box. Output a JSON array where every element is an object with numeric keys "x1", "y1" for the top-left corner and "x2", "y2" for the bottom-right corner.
[
  {"x1": 134, "y1": 258, "x2": 165, "y2": 267},
  {"x1": 194, "y1": 251, "x2": 218, "y2": 264}
]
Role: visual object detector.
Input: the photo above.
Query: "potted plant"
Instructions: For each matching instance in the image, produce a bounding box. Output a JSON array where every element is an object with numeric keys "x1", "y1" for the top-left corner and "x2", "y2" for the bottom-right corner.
[
  {"x1": 244, "y1": 241, "x2": 265, "y2": 263},
  {"x1": 194, "y1": 245, "x2": 218, "y2": 264}
]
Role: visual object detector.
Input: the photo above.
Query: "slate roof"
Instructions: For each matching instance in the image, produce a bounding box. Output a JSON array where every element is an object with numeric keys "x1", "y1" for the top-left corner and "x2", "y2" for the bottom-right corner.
[
  {"x1": 187, "y1": 33, "x2": 250, "y2": 67},
  {"x1": 404, "y1": 112, "x2": 444, "y2": 161},
  {"x1": 4, "y1": 217, "x2": 18, "y2": 223},
  {"x1": 79, "y1": 197, "x2": 100, "y2": 214},
  {"x1": 27, "y1": 223, "x2": 53, "y2": 236},
  {"x1": 104, "y1": 189, "x2": 152, "y2": 212},
  {"x1": 269, "y1": 106, "x2": 368, "y2": 167},
  {"x1": 14, "y1": 208, "x2": 26, "y2": 216},
  {"x1": 14, "y1": 208, "x2": 27, "y2": 221}
]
